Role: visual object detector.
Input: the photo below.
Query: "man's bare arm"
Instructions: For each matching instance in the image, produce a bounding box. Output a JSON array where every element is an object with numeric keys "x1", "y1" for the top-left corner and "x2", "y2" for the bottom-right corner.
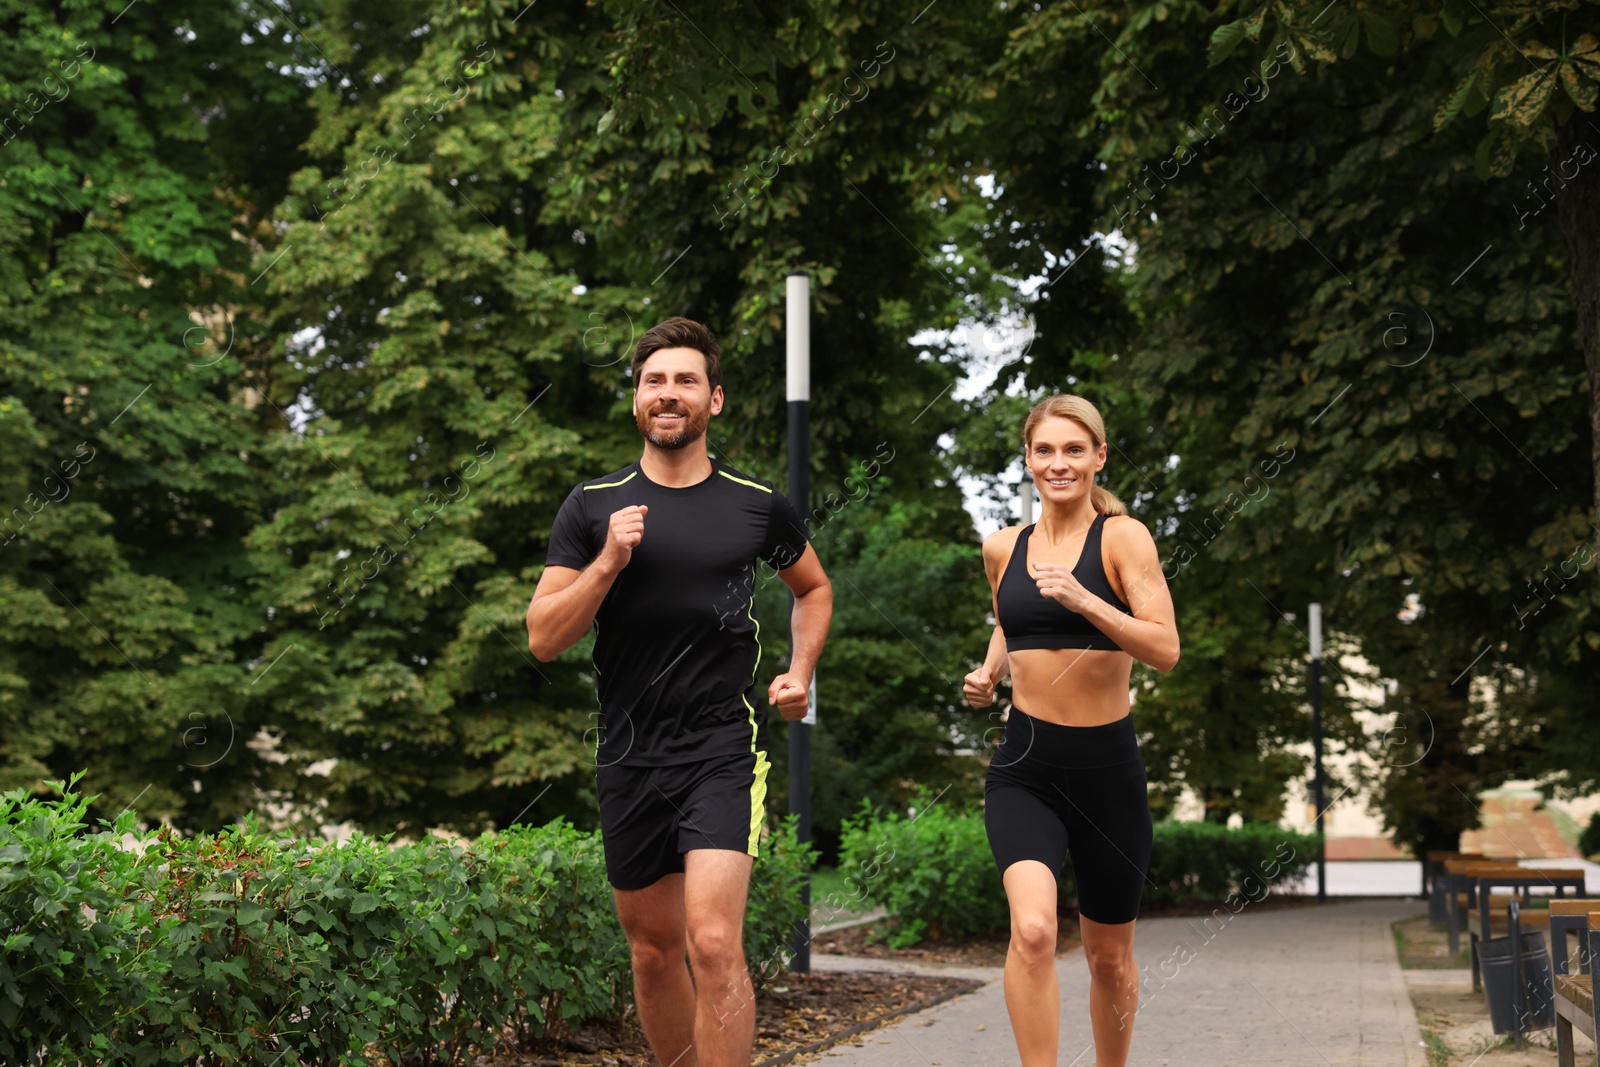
[
  {"x1": 777, "y1": 544, "x2": 832, "y2": 683},
  {"x1": 527, "y1": 504, "x2": 646, "y2": 661},
  {"x1": 527, "y1": 563, "x2": 615, "y2": 661}
]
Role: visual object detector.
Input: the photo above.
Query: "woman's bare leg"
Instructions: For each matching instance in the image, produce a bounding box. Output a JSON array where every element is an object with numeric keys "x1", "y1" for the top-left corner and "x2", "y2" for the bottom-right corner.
[
  {"x1": 1080, "y1": 914, "x2": 1138, "y2": 1067},
  {"x1": 1001, "y1": 861, "x2": 1061, "y2": 1067}
]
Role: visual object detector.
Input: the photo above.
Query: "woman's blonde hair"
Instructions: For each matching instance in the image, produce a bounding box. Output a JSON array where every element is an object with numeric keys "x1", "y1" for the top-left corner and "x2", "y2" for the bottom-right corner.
[{"x1": 1022, "y1": 394, "x2": 1128, "y2": 517}]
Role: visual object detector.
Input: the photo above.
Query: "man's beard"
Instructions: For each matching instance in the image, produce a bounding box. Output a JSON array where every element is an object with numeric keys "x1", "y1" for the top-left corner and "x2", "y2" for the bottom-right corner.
[{"x1": 636, "y1": 402, "x2": 710, "y2": 450}]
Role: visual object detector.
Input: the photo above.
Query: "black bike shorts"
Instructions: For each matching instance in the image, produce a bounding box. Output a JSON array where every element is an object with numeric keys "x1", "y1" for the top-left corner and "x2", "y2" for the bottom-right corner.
[{"x1": 984, "y1": 706, "x2": 1153, "y2": 924}]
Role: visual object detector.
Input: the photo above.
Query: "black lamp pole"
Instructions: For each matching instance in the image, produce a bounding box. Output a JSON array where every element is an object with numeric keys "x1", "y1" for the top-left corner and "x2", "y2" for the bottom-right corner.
[
  {"x1": 1310, "y1": 602, "x2": 1326, "y2": 902},
  {"x1": 786, "y1": 271, "x2": 813, "y2": 972}
]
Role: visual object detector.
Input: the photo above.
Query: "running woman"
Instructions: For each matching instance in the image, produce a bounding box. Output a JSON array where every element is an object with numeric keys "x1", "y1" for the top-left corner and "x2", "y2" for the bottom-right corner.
[
  {"x1": 527, "y1": 317, "x2": 833, "y2": 1067},
  {"x1": 963, "y1": 394, "x2": 1178, "y2": 1067}
]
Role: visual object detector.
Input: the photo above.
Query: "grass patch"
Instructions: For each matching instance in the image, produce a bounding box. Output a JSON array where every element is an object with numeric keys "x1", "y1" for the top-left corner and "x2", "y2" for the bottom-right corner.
[
  {"x1": 1544, "y1": 799, "x2": 1585, "y2": 853},
  {"x1": 809, "y1": 866, "x2": 877, "y2": 925},
  {"x1": 1393, "y1": 919, "x2": 1411, "y2": 961},
  {"x1": 1418, "y1": 1023, "x2": 1451, "y2": 1067},
  {"x1": 812, "y1": 866, "x2": 850, "y2": 906},
  {"x1": 1392, "y1": 916, "x2": 1472, "y2": 969}
]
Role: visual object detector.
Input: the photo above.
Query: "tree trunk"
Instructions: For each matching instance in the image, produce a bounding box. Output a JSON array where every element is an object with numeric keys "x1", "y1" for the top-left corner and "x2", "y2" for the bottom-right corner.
[{"x1": 1554, "y1": 115, "x2": 1600, "y2": 557}]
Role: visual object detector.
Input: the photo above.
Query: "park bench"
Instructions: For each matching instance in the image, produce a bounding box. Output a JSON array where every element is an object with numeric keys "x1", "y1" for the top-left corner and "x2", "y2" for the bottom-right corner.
[
  {"x1": 1551, "y1": 900, "x2": 1600, "y2": 976},
  {"x1": 1444, "y1": 860, "x2": 1528, "y2": 955},
  {"x1": 1554, "y1": 909, "x2": 1600, "y2": 1067},
  {"x1": 1472, "y1": 870, "x2": 1587, "y2": 998},
  {"x1": 1467, "y1": 880, "x2": 1593, "y2": 1047},
  {"x1": 1466, "y1": 868, "x2": 1587, "y2": 994},
  {"x1": 1427, "y1": 850, "x2": 1488, "y2": 923}
]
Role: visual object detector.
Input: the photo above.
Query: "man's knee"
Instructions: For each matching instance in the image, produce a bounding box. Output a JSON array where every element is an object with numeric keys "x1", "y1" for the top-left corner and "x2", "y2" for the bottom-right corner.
[
  {"x1": 627, "y1": 927, "x2": 688, "y2": 976},
  {"x1": 687, "y1": 920, "x2": 744, "y2": 973}
]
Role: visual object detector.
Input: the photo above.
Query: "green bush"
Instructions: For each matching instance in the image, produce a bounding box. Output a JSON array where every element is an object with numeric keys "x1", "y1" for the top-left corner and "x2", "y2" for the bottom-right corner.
[
  {"x1": 490, "y1": 819, "x2": 631, "y2": 1042},
  {"x1": 744, "y1": 815, "x2": 817, "y2": 982},
  {"x1": 839, "y1": 797, "x2": 1319, "y2": 946},
  {"x1": 0, "y1": 775, "x2": 163, "y2": 1065},
  {"x1": 107, "y1": 817, "x2": 625, "y2": 1066},
  {"x1": 2, "y1": 780, "x2": 807, "y2": 1066},
  {"x1": 122, "y1": 821, "x2": 353, "y2": 1065},
  {"x1": 838, "y1": 793, "x2": 1008, "y2": 947},
  {"x1": 1145, "y1": 821, "x2": 1317, "y2": 906},
  {"x1": 1580, "y1": 811, "x2": 1600, "y2": 859}
]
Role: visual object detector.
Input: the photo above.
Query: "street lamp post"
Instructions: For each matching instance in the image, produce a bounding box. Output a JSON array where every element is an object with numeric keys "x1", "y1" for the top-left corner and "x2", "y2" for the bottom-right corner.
[
  {"x1": 786, "y1": 271, "x2": 814, "y2": 972},
  {"x1": 1310, "y1": 602, "x2": 1326, "y2": 903}
]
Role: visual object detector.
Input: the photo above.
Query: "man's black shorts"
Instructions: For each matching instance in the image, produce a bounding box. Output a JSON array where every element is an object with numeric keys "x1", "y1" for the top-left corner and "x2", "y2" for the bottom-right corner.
[{"x1": 596, "y1": 748, "x2": 772, "y2": 891}]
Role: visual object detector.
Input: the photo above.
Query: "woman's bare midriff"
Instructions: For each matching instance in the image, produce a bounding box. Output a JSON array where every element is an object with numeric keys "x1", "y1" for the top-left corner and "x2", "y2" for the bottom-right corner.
[{"x1": 1008, "y1": 646, "x2": 1132, "y2": 726}]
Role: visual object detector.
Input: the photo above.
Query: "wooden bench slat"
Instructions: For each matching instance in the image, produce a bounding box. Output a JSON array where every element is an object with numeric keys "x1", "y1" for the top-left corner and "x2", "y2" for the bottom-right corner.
[
  {"x1": 1556, "y1": 973, "x2": 1593, "y2": 1017},
  {"x1": 1549, "y1": 899, "x2": 1600, "y2": 916},
  {"x1": 1469, "y1": 911, "x2": 1551, "y2": 929},
  {"x1": 1447, "y1": 860, "x2": 1523, "y2": 874}
]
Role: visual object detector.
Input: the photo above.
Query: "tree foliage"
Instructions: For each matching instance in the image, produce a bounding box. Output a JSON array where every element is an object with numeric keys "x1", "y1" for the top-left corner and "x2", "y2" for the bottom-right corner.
[
  {"x1": 968, "y1": 0, "x2": 1598, "y2": 842},
  {"x1": 3, "y1": 0, "x2": 1596, "y2": 855}
]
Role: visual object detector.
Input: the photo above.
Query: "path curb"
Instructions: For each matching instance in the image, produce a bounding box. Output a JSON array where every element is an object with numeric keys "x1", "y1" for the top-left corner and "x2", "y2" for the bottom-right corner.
[{"x1": 1387, "y1": 909, "x2": 1433, "y2": 1067}]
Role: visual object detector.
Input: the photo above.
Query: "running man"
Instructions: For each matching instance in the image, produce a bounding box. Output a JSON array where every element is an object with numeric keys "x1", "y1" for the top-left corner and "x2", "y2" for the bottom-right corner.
[{"x1": 527, "y1": 316, "x2": 833, "y2": 1067}]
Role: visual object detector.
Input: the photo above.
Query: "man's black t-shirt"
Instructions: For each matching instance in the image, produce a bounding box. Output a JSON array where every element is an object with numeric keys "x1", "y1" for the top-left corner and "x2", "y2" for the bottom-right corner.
[{"x1": 544, "y1": 458, "x2": 810, "y2": 767}]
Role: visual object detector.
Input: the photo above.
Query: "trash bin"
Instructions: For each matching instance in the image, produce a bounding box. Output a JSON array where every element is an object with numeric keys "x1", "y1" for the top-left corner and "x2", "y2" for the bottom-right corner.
[{"x1": 1478, "y1": 931, "x2": 1554, "y2": 1034}]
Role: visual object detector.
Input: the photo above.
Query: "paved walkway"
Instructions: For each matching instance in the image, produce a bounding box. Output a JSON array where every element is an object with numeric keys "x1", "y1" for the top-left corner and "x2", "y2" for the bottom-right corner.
[{"x1": 809, "y1": 899, "x2": 1429, "y2": 1067}]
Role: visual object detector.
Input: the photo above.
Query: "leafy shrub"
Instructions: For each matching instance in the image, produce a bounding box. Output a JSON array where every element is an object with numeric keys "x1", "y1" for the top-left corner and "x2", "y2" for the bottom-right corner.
[
  {"x1": 489, "y1": 818, "x2": 630, "y2": 1042},
  {"x1": 840, "y1": 796, "x2": 1319, "y2": 946},
  {"x1": 744, "y1": 815, "x2": 816, "y2": 982},
  {"x1": 1580, "y1": 811, "x2": 1600, "y2": 859},
  {"x1": 837, "y1": 793, "x2": 1008, "y2": 947},
  {"x1": 120, "y1": 820, "x2": 349, "y2": 1065},
  {"x1": 0, "y1": 776, "x2": 162, "y2": 1066},
  {"x1": 1144, "y1": 821, "x2": 1317, "y2": 906},
  {"x1": 3, "y1": 780, "x2": 809, "y2": 1066}
]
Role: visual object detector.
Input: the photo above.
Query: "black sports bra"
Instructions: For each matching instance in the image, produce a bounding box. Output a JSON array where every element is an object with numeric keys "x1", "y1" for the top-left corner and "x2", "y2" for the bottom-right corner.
[{"x1": 996, "y1": 515, "x2": 1133, "y2": 652}]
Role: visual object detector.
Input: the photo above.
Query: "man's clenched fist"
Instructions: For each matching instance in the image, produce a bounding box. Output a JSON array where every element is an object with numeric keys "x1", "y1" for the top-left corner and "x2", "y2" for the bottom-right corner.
[
  {"x1": 598, "y1": 505, "x2": 648, "y2": 573},
  {"x1": 768, "y1": 673, "x2": 811, "y2": 721}
]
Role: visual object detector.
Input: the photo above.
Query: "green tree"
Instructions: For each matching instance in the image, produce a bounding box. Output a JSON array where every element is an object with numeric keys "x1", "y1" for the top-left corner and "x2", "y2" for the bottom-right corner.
[
  {"x1": 242, "y1": 0, "x2": 1014, "y2": 834},
  {"x1": 791, "y1": 498, "x2": 993, "y2": 857},
  {"x1": 0, "y1": 0, "x2": 313, "y2": 825},
  {"x1": 969, "y1": 0, "x2": 1598, "y2": 848},
  {"x1": 1216, "y1": 0, "x2": 1600, "y2": 558},
  {"x1": 3, "y1": 0, "x2": 1020, "y2": 837}
]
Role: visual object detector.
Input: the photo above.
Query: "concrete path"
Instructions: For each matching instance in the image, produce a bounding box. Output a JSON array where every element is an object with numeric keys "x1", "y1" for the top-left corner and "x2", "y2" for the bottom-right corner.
[{"x1": 809, "y1": 899, "x2": 1429, "y2": 1067}]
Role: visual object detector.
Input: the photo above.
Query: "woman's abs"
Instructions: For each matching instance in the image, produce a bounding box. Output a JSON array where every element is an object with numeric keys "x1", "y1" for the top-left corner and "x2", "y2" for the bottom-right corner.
[{"x1": 1007, "y1": 646, "x2": 1132, "y2": 725}]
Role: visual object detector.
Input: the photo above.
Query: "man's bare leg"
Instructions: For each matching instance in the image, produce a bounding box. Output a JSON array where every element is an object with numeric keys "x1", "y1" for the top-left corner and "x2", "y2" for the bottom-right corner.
[
  {"x1": 614, "y1": 873, "x2": 698, "y2": 1067},
  {"x1": 684, "y1": 848, "x2": 756, "y2": 1067}
]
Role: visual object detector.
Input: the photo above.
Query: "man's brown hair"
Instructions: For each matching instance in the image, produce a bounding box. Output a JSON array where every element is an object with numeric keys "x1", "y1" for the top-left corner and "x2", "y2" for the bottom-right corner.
[{"x1": 631, "y1": 317, "x2": 723, "y2": 390}]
